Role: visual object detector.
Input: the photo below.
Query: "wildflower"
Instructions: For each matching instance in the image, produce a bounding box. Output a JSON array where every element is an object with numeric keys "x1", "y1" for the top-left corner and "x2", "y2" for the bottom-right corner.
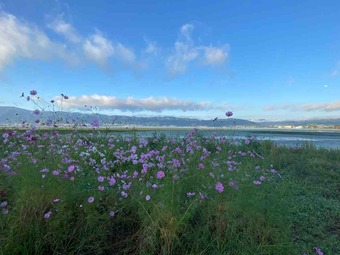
[
  {"x1": 98, "y1": 185, "x2": 105, "y2": 191},
  {"x1": 30, "y1": 90, "x2": 37, "y2": 96},
  {"x1": 145, "y1": 195, "x2": 151, "y2": 201},
  {"x1": 315, "y1": 247, "x2": 324, "y2": 255},
  {"x1": 52, "y1": 170, "x2": 60, "y2": 176},
  {"x1": 121, "y1": 191, "x2": 128, "y2": 198},
  {"x1": 44, "y1": 211, "x2": 52, "y2": 219},
  {"x1": 67, "y1": 165, "x2": 76, "y2": 172},
  {"x1": 0, "y1": 201, "x2": 7, "y2": 207},
  {"x1": 108, "y1": 176, "x2": 116, "y2": 185},
  {"x1": 253, "y1": 180, "x2": 262, "y2": 186},
  {"x1": 152, "y1": 184, "x2": 158, "y2": 189},
  {"x1": 98, "y1": 176, "x2": 104, "y2": 182},
  {"x1": 109, "y1": 211, "x2": 115, "y2": 217},
  {"x1": 198, "y1": 163, "x2": 204, "y2": 169},
  {"x1": 156, "y1": 170, "x2": 165, "y2": 179},
  {"x1": 187, "y1": 192, "x2": 195, "y2": 197},
  {"x1": 215, "y1": 182, "x2": 224, "y2": 193},
  {"x1": 2, "y1": 208, "x2": 9, "y2": 215},
  {"x1": 209, "y1": 172, "x2": 215, "y2": 178},
  {"x1": 52, "y1": 198, "x2": 60, "y2": 203},
  {"x1": 33, "y1": 109, "x2": 40, "y2": 115},
  {"x1": 88, "y1": 197, "x2": 94, "y2": 203},
  {"x1": 225, "y1": 111, "x2": 233, "y2": 117},
  {"x1": 259, "y1": 175, "x2": 265, "y2": 181},
  {"x1": 70, "y1": 176, "x2": 75, "y2": 181}
]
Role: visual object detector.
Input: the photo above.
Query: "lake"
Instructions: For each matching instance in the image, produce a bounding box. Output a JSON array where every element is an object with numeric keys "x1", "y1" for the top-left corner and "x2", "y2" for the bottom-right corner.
[{"x1": 117, "y1": 128, "x2": 340, "y2": 149}]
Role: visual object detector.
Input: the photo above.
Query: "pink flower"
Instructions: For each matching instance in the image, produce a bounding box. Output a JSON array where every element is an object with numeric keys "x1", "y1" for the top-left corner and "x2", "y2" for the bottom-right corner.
[
  {"x1": 88, "y1": 196, "x2": 94, "y2": 203},
  {"x1": 98, "y1": 185, "x2": 105, "y2": 191},
  {"x1": 215, "y1": 182, "x2": 224, "y2": 193},
  {"x1": 156, "y1": 171, "x2": 165, "y2": 179}
]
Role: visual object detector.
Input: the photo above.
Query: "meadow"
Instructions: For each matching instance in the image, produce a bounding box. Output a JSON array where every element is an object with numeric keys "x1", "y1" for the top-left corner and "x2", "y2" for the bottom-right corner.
[
  {"x1": 0, "y1": 92, "x2": 339, "y2": 255},
  {"x1": 1, "y1": 125, "x2": 339, "y2": 255}
]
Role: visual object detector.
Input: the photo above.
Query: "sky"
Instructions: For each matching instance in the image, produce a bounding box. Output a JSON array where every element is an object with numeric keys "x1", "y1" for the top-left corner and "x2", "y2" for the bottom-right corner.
[{"x1": 0, "y1": 0, "x2": 339, "y2": 121}]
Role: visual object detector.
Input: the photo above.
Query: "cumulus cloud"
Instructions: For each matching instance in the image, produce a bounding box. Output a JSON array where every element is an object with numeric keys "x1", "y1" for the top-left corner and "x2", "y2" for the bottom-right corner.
[
  {"x1": 0, "y1": 12, "x2": 76, "y2": 72},
  {"x1": 264, "y1": 101, "x2": 340, "y2": 112},
  {"x1": 54, "y1": 94, "x2": 219, "y2": 112},
  {"x1": 166, "y1": 23, "x2": 229, "y2": 76}
]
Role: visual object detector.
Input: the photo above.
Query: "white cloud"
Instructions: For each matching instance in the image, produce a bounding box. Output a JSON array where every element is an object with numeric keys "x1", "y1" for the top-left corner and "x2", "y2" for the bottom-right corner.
[
  {"x1": 331, "y1": 70, "x2": 338, "y2": 77},
  {"x1": 167, "y1": 41, "x2": 199, "y2": 75},
  {"x1": 83, "y1": 32, "x2": 115, "y2": 66},
  {"x1": 180, "y1": 23, "x2": 194, "y2": 41},
  {"x1": 54, "y1": 94, "x2": 220, "y2": 112},
  {"x1": 204, "y1": 45, "x2": 228, "y2": 65},
  {"x1": 48, "y1": 16, "x2": 81, "y2": 43},
  {"x1": 143, "y1": 39, "x2": 159, "y2": 55},
  {"x1": 264, "y1": 101, "x2": 340, "y2": 112},
  {"x1": 0, "y1": 12, "x2": 76, "y2": 72},
  {"x1": 166, "y1": 23, "x2": 229, "y2": 76}
]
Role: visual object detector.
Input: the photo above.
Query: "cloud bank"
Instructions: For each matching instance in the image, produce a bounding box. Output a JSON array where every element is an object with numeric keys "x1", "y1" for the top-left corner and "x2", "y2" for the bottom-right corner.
[
  {"x1": 265, "y1": 101, "x2": 340, "y2": 112},
  {"x1": 54, "y1": 94, "x2": 225, "y2": 112}
]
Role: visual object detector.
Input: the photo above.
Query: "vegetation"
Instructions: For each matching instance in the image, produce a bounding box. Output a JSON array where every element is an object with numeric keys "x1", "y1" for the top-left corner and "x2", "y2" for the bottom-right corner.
[{"x1": 0, "y1": 126, "x2": 339, "y2": 255}]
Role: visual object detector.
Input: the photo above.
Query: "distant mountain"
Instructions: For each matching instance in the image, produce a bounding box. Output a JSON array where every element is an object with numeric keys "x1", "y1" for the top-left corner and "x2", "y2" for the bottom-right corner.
[{"x1": 0, "y1": 106, "x2": 259, "y2": 127}]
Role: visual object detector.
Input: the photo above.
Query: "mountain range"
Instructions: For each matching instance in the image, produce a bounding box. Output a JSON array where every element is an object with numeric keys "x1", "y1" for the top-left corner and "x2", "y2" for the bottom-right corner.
[{"x1": 0, "y1": 106, "x2": 339, "y2": 128}]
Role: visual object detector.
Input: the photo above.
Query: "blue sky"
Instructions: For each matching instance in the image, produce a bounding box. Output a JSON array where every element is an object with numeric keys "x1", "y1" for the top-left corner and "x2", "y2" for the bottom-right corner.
[{"x1": 0, "y1": 0, "x2": 339, "y2": 121}]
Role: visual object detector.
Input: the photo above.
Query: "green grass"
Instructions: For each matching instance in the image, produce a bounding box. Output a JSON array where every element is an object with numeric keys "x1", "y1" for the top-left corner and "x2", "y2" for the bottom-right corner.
[{"x1": 0, "y1": 129, "x2": 339, "y2": 255}]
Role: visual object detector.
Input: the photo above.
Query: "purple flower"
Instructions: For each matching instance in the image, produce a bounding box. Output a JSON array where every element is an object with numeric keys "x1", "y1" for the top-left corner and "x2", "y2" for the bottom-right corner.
[
  {"x1": 98, "y1": 185, "x2": 105, "y2": 191},
  {"x1": 109, "y1": 210, "x2": 115, "y2": 217},
  {"x1": 0, "y1": 201, "x2": 8, "y2": 207},
  {"x1": 145, "y1": 195, "x2": 151, "y2": 201},
  {"x1": 98, "y1": 176, "x2": 104, "y2": 182},
  {"x1": 52, "y1": 198, "x2": 60, "y2": 203},
  {"x1": 30, "y1": 90, "x2": 37, "y2": 96},
  {"x1": 225, "y1": 111, "x2": 233, "y2": 117},
  {"x1": 315, "y1": 248, "x2": 324, "y2": 255},
  {"x1": 33, "y1": 109, "x2": 40, "y2": 115},
  {"x1": 156, "y1": 170, "x2": 165, "y2": 179},
  {"x1": 187, "y1": 192, "x2": 195, "y2": 197},
  {"x1": 88, "y1": 196, "x2": 94, "y2": 203},
  {"x1": 253, "y1": 180, "x2": 262, "y2": 186},
  {"x1": 44, "y1": 211, "x2": 52, "y2": 219},
  {"x1": 67, "y1": 165, "x2": 76, "y2": 172},
  {"x1": 215, "y1": 182, "x2": 224, "y2": 193},
  {"x1": 52, "y1": 170, "x2": 60, "y2": 176}
]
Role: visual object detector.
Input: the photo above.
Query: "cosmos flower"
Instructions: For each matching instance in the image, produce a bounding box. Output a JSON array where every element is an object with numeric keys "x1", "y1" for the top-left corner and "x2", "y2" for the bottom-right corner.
[
  {"x1": 215, "y1": 182, "x2": 224, "y2": 193},
  {"x1": 225, "y1": 111, "x2": 233, "y2": 117}
]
